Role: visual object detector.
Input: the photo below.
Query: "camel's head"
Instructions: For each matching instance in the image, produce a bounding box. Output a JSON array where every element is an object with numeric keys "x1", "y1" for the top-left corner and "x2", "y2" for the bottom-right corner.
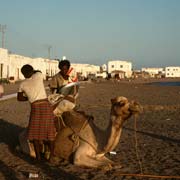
[{"x1": 111, "y1": 96, "x2": 142, "y2": 119}]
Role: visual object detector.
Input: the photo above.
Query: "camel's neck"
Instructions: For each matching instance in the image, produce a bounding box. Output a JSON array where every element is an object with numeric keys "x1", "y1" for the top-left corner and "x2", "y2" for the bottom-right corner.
[{"x1": 103, "y1": 115, "x2": 125, "y2": 153}]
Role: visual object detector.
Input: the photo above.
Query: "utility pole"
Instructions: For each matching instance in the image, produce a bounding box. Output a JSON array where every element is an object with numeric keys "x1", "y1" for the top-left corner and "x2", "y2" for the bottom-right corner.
[
  {"x1": 48, "y1": 45, "x2": 52, "y2": 60},
  {"x1": 0, "y1": 24, "x2": 7, "y2": 48},
  {"x1": 47, "y1": 45, "x2": 52, "y2": 77}
]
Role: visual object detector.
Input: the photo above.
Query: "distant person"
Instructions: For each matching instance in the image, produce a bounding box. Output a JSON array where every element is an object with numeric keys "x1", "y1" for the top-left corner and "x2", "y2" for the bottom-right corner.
[
  {"x1": 49, "y1": 60, "x2": 79, "y2": 116},
  {"x1": 17, "y1": 64, "x2": 56, "y2": 161},
  {"x1": 0, "y1": 82, "x2": 4, "y2": 98}
]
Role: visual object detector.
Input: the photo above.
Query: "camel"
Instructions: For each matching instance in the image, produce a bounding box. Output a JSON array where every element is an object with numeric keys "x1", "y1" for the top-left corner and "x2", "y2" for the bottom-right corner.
[
  {"x1": 52, "y1": 96, "x2": 142, "y2": 169},
  {"x1": 18, "y1": 96, "x2": 142, "y2": 169}
]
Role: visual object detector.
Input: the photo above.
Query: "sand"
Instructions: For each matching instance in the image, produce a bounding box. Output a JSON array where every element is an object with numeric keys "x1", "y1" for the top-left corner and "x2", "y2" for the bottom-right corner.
[{"x1": 0, "y1": 79, "x2": 180, "y2": 179}]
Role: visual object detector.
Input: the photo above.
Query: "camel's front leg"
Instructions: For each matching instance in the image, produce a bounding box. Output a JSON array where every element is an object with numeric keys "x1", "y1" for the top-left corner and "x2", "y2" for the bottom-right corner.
[{"x1": 73, "y1": 143, "x2": 113, "y2": 170}]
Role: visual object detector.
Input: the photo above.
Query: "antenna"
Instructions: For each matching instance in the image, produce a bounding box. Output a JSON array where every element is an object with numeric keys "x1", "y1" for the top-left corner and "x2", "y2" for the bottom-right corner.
[{"x1": 0, "y1": 24, "x2": 7, "y2": 48}]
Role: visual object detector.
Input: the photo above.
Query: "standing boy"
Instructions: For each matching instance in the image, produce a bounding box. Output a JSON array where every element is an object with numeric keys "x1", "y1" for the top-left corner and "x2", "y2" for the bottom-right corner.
[{"x1": 17, "y1": 64, "x2": 56, "y2": 161}]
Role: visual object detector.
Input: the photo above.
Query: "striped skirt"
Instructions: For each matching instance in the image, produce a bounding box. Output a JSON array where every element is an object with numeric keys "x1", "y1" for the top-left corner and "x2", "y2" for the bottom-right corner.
[{"x1": 28, "y1": 99, "x2": 56, "y2": 141}]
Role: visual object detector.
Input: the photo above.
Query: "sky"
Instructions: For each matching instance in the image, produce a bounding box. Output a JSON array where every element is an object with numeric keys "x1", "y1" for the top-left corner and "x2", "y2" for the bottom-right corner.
[{"x1": 0, "y1": 0, "x2": 180, "y2": 69}]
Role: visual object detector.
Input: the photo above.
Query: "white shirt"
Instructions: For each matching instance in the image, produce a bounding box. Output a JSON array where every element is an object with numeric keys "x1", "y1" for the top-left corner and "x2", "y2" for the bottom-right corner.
[{"x1": 18, "y1": 72, "x2": 47, "y2": 103}]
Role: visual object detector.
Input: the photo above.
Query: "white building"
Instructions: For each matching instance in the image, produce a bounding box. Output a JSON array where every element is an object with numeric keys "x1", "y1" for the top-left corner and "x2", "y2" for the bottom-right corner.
[
  {"x1": 71, "y1": 63, "x2": 100, "y2": 78},
  {"x1": 108, "y1": 60, "x2": 132, "y2": 78},
  {"x1": 141, "y1": 67, "x2": 164, "y2": 78},
  {"x1": 165, "y1": 66, "x2": 180, "y2": 78},
  {"x1": 0, "y1": 48, "x2": 9, "y2": 79},
  {"x1": 0, "y1": 48, "x2": 62, "y2": 80},
  {"x1": 95, "y1": 72, "x2": 107, "y2": 78},
  {"x1": 101, "y1": 64, "x2": 107, "y2": 72},
  {"x1": 0, "y1": 48, "x2": 100, "y2": 81}
]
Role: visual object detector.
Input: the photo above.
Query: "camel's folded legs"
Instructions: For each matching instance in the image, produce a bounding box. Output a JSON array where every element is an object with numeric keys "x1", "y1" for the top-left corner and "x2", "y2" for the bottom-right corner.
[{"x1": 73, "y1": 144, "x2": 114, "y2": 168}]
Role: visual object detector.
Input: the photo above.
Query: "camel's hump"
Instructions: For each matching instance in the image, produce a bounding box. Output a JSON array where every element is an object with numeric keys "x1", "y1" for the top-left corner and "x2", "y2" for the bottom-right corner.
[{"x1": 62, "y1": 111, "x2": 89, "y2": 133}]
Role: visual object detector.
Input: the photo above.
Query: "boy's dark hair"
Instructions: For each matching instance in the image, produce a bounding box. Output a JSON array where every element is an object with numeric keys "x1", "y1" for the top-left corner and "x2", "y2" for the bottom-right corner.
[
  {"x1": 58, "y1": 60, "x2": 70, "y2": 70},
  {"x1": 21, "y1": 64, "x2": 34, "y2": 78}
]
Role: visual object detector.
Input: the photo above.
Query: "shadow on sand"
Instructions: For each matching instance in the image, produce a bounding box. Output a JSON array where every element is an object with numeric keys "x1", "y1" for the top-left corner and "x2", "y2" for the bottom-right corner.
[
  {"x1": 124, "y1": 127, "x2": 180, "y2": 144},
  {"x1": 0, "y1": 118, "x2": 81, "y2": 180},
  {"x1": 0, "y1": 160, "x2": 19, "y2": 180}
]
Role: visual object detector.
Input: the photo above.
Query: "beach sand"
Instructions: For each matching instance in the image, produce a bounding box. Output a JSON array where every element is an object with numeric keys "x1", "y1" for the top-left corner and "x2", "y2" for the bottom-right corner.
[{"x1": 0, "y1": 79, "x2": 180, "y2": 179}]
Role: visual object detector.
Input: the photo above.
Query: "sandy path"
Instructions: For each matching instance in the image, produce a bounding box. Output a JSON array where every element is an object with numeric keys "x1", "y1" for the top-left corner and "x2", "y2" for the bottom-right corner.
[{"x1": 0, "y1": 79, "x2": 180, "y2": 179}]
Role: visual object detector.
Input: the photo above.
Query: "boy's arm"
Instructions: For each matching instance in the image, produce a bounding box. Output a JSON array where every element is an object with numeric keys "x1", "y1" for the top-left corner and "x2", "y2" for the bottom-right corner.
[
  {"x1": 50, "y1": 87, "x2": 57, "y2": 94},
  {"x1": 49, "y1": 76, "x2": 58, "y2": 94},
  {"x1": 17, "y1": 92, "x2": 28, "y2": 101},
  {"x1": 64, "y1": 95, "x2": 75, "y2": 103}
]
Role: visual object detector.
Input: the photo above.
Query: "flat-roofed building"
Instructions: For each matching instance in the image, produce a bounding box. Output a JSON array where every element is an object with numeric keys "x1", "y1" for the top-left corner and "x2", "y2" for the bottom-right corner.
[
  {"x1": 0, "y1": 48, "x2": 100, "y2": 82},
  {"x1": 71, "y1": 63, "x2": 100, "y2": 79},
  {"x1": 141, "y1": 67, "x2": 164, "y2": 78},
  {"x1": 165, "y1": 66, "x2": 180, "y2": 77},
  {"x1": 0, "y1": 48, "x2": 10, "y2": 79},
  {"x1": 108, "y1": 60, "x2": 132, "y2": 78}
]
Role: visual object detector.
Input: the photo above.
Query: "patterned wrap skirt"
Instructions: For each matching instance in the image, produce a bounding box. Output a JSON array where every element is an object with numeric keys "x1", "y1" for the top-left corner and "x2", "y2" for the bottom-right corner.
[{"x1": 28, "y1": 99, "x2": 56, "y2": 141}]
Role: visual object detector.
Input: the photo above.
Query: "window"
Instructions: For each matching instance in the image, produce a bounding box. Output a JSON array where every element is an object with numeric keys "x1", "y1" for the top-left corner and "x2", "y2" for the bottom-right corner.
[
  {"x1": 111, "y1": 65, "x2": 114, "y2": 68},
  {"x1": 120, "y1": 65, "x2": 123, "y2": 68}
]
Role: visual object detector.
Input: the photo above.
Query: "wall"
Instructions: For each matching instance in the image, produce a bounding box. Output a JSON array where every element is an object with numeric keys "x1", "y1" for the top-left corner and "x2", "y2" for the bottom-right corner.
[
  {"x1": 0, "y1": 48, "x2": 9, "y2": 78},
  {"x1": 165, "y1": 67, "x2": 180, "y2": 77},
  {"x1": 108, "y1": 60, "x2": 132, "y2": 78},
  {"x1": 0, "y1": 48, "x2": 100, "y2": 81},
  {"x1": 141, "y1": 67, "x2": 164, "y2": 77}
]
